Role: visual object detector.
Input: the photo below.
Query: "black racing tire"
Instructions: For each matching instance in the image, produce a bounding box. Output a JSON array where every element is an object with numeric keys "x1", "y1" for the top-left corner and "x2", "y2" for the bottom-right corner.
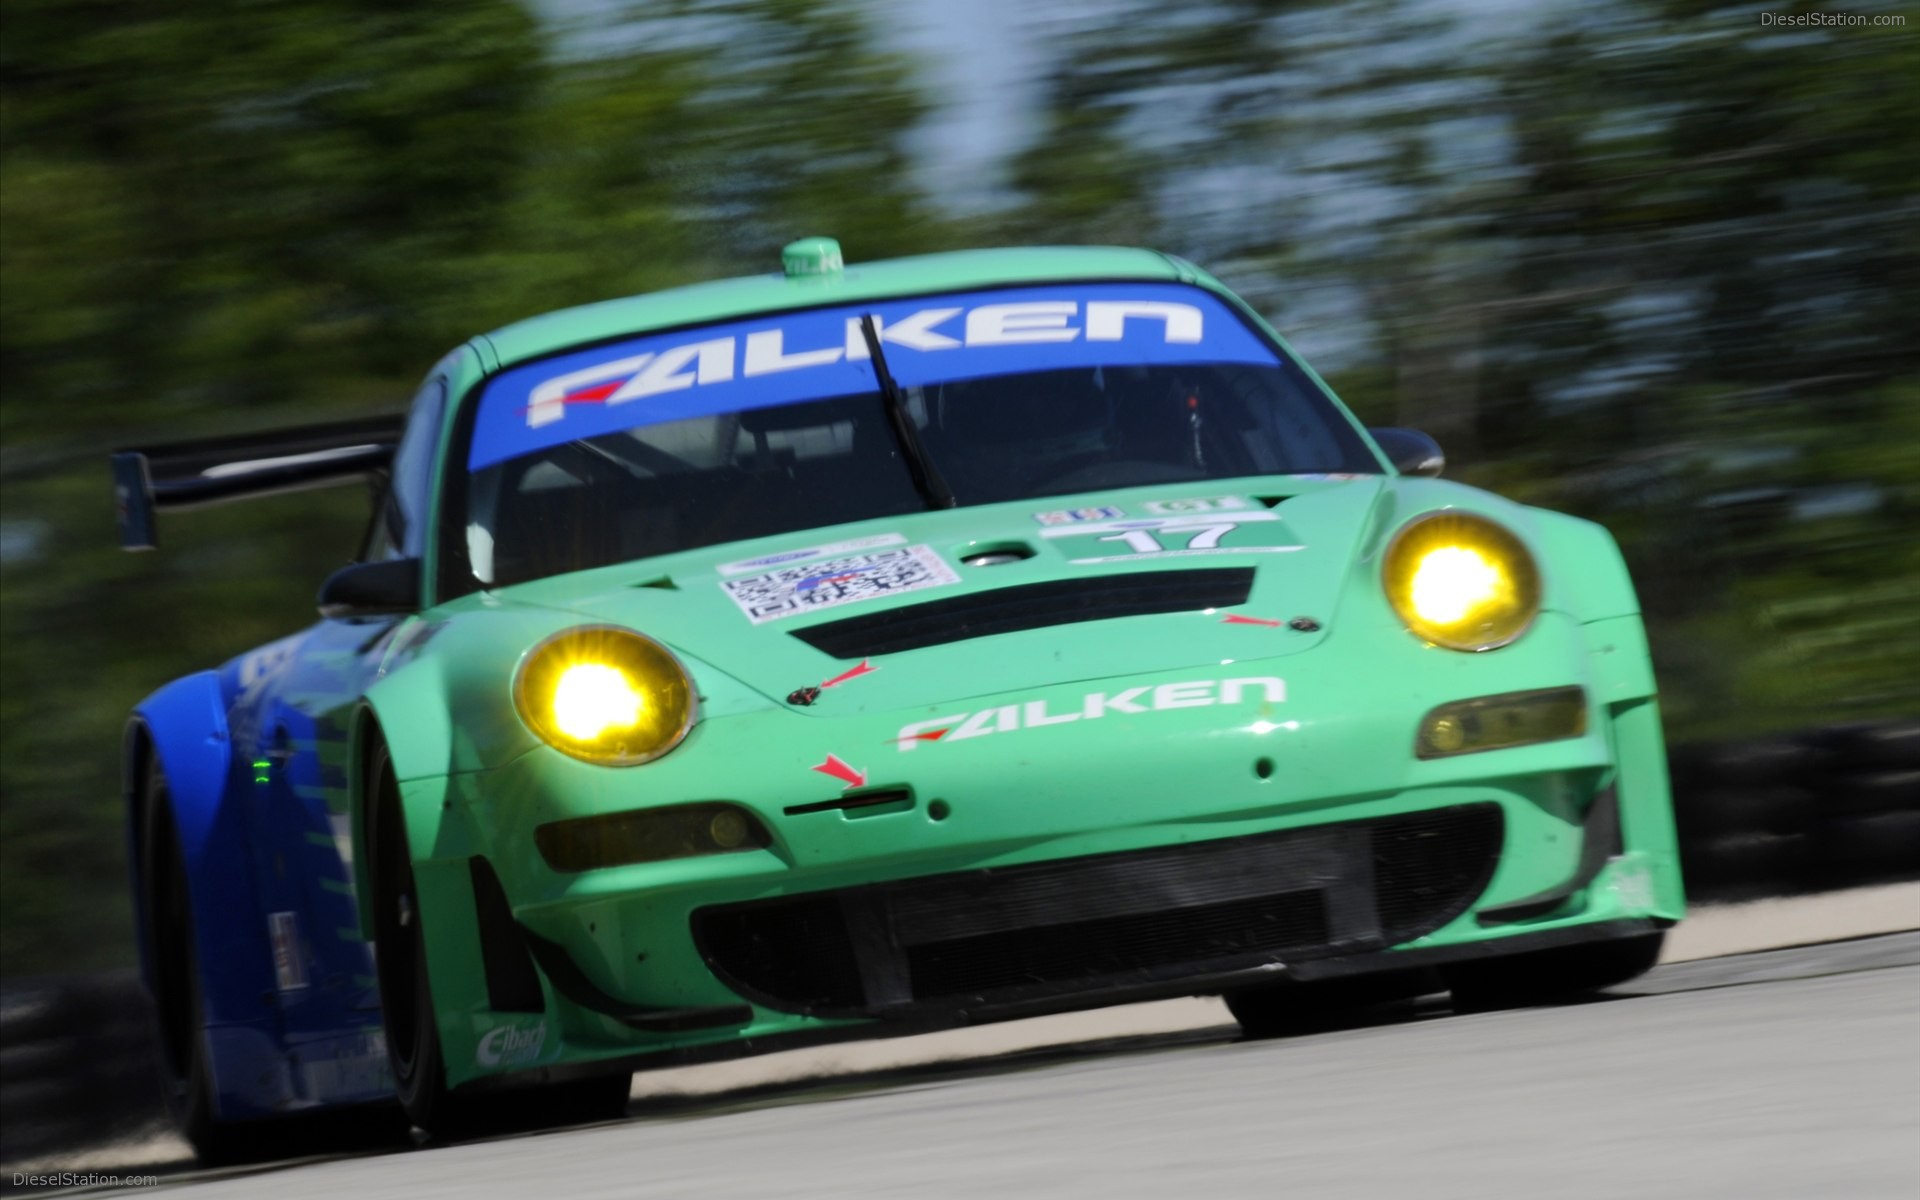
[
  {"x1": 1443, "y1": 930, "x2": 1665, "y2": 1014},
  {"x1": 140, "y1": 756, "x2": 406, "y2": 1164},
  {"x1": 1224, "y1": 969, "x2": 1434, "y2": 1039},
  {"x1": 369, "y1": 739, "x2": 468, "y2": 1135},
  {"x1": 367, "y1": 740, "x2": 631, "y2": 1140},
  {"x1": 141, "y1": 757, "x2": 235, "y2": 1163}
]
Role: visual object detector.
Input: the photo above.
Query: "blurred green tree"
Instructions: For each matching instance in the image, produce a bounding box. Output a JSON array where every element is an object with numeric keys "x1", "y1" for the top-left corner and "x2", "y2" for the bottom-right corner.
[
  {"x1": 1463, "y1": 3, "x2": 1920, "y2": 735},
  {"x1": 0, "y1": 0, "x2": 951, "y2": 975},
  {"x1": 1008, "y1": 0, "x2": 1920, "y2": 737}
]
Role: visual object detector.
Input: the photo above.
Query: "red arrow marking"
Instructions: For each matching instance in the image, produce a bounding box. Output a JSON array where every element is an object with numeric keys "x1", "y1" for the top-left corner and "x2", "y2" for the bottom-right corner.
[
  {"x1": 1222, "y1": 614, "x2": 1285, "y2": 627},
  {"x1": 562, "y1": 380, "x2": 624, "y2": 405},
  {"x1": 893, "y1": 727, "x2": 950, "y2": 746},
  {"x1": 811, "y1": 753, "x2": 868, "y2": 790},
  {"x1": 517, "y1": 380, "x2": 626, "y2": 417},
  {"x1": 820, "y1": 659, "x2": 878, "y2": 689}
]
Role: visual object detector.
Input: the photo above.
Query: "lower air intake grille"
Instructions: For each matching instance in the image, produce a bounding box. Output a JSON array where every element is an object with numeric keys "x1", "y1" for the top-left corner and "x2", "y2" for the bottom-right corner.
[
  {"x1": 788, "y1": 568, "x2": 1256, "y2": 658},
  {"x1": 1374, "y1": 804, "x2": 1507, "y2": 944},
  {"x1": 905, "y1": 891, "x2": 1331, "y2": 999},
  {"x1": 693, "y1": 804, "x2": 1503, "y2": 1015}
]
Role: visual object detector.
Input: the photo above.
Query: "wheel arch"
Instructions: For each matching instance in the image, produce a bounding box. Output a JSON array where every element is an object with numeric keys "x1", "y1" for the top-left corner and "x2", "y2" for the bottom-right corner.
[
  {"x1": 125, "y1": 671, "x2": 282, "y2": 1042},
  {"x1": 349, "y1": 674, "x2": 499, "y2": 1096},
  {"x1": 347, "y1": 702, "x2": 394, "y2": 944},
  {"x1": 349, "y1": 662, "x2": 460, "y2": 941},
  {"x1": 1528, "y1": 507, "x2": 1643, "y2": 624}
]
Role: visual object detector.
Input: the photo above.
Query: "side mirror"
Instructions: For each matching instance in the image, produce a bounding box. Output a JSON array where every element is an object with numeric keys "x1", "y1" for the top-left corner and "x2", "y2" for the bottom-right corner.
[
  {"x1": 318, "y1": 559, "x2": 420, "y2": 619},
  {"x1": 1369, "y1": 427, "x2": 1445, "y2": 478}
]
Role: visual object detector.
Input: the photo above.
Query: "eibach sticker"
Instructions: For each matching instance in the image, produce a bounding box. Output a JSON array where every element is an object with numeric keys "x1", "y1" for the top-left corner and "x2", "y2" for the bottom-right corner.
[
  {"x1": 1033, "y1": 505, "x2": 1126, "y2": 525},
  {"x1": 722, "y1": 544, "x2": 960, "y2": 624},
  {"x1": 1141, "y1": 495, "x2": 1256, "y2": 515},
  {"x1": 717, "y1": 533, "x2": 907, "y2": 577},
  {"x1": 475, "y1": 1021, "x2": 546, "y2": 1068}
]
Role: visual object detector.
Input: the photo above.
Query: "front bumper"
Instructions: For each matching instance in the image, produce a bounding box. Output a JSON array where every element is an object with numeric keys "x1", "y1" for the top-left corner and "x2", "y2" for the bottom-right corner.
[{"x1": 408, "y1": 610, "x2": 1683, "y2": 1088}]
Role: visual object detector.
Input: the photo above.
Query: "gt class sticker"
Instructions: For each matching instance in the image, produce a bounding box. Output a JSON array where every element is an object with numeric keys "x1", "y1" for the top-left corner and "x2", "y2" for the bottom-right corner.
[
  {"x1": 1033, "y1": 505, "x2": 1126, "y2": 525},
  {"x1": 722, "y1": 544, "x2": 960, "y2": 624},
  {"x1": 1141, "y1": 495, "x2": 1255, "y2": 515},
  {"x1": 897, "y1": 676, "x2": 1285, "y2": 751}
]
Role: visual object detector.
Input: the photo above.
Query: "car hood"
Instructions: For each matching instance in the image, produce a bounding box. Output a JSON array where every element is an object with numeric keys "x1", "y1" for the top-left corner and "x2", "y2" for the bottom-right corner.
[{"x1": 502, "y1": 477, "x2": 1390, "y2": 715}]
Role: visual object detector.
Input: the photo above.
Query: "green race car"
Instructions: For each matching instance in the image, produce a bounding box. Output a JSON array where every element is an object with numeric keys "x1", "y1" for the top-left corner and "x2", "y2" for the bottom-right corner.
[{"x1": 118, "y1": 239, "x2": 1683, "y2": 1152}]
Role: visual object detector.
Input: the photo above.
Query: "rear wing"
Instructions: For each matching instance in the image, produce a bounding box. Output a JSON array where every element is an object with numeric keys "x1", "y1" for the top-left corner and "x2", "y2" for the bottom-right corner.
[{"x1": 111, "y1": 414, "x2": 405, "y2": 550}]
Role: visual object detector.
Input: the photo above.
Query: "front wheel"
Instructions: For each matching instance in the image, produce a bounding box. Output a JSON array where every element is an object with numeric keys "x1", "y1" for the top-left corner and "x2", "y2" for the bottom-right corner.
[
  {"x1": 367, "y1": 742, "x2": 630, "y2": 1139},
  {"x1": 1443, "y1": 930, "x2": 1666, "y2": 1014}
]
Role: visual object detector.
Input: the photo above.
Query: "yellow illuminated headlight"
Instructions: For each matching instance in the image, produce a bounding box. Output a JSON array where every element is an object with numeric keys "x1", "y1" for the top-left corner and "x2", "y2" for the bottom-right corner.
[
  {"x1": 513, "y1": 626, "x2": 695, "y2": 765},
  {"x1": 1383, "y1": 511, "x2": 1541, "y2": 651}
]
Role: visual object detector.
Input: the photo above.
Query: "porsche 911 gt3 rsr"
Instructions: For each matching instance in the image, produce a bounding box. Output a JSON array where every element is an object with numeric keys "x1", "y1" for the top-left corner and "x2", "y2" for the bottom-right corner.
[{"x1": 116, "y1": 239, "x2": 1684, "y2": 1155}]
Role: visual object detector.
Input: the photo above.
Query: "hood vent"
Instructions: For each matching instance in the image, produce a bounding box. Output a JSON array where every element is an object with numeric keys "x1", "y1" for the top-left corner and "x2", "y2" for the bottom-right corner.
[{"x1": 790, "y1": 568, "x2": 1255, "y2": 659}]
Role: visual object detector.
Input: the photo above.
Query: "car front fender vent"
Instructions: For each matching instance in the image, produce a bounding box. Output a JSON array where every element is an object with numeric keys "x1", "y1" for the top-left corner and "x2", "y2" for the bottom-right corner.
[
  {"x1": 789, "y1": 568, "x2": 1257, "y2": 659},
  {"x1": 469, "y1": 857, "x2": 545, "y2": 1014}
]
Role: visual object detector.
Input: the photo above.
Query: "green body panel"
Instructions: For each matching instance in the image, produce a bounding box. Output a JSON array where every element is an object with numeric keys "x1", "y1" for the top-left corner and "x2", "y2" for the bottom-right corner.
[
  {"x1": 334, "y1": 245, "x2": 1682, "y2": 1091},
  {"x1": 411, "y1": 599, "x2": 1680, "y2": 1087}
]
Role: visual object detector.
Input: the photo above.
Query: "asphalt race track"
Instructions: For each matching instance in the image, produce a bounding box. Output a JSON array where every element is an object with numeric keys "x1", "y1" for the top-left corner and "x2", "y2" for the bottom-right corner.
[{"x1": 56, "y1": 929, "x2": 1919, "y2": 1200}]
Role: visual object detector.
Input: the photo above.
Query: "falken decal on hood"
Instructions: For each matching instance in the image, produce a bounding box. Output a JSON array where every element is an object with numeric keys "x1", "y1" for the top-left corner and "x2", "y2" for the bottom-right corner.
[
  {"x1": 897, "y1": 676, "x2": 1286, "y2": 750},
  {"x1": 468, "y1": 283, "x2": 1279, "y2": 470}
]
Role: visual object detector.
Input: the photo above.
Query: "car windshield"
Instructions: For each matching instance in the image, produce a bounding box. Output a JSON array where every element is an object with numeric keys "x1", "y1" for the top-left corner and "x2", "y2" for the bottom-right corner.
[{"x1": 456, "y1": 284, "x2": 1379, "y2": 589}]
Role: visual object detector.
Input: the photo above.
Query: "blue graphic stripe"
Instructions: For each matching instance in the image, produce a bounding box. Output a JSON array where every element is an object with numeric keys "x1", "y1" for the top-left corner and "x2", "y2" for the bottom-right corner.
[{"x1": 469, "y1": 283, "x2": 1279, "y2": 471}]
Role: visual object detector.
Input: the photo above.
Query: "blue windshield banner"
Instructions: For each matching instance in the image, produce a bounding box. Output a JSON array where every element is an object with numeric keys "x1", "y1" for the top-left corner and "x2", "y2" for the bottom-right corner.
[{"x1": 468, "y1": 283, "x2": 1280, "y2": 470}]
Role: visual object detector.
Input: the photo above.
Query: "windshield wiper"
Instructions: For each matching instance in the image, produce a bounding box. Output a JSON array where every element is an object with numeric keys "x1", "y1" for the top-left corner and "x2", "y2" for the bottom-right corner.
[{"x1": 860, "y1": 313, "x2": 956, "y2": 510}]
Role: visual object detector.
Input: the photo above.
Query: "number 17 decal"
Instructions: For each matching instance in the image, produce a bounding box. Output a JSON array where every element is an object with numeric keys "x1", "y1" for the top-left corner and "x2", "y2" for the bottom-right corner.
[
  {"x1": 1099, "y1": 522, "x2": 1238, "y2": 554},
  {"x1": 1034, "y1": 511, "x2": 1305, "y2": 564}
]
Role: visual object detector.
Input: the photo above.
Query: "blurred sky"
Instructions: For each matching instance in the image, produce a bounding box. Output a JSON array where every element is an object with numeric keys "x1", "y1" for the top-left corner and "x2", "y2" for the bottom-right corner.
[
  {"x1": 880, "y1": 0, "x2": 1049, "y2": 208},
  {"x1": 720, "y1": 0, "x2": 1549, "y2": 212},
  {"x1": 536, "y1": 0, "x2": 1553, "y2": 364},
  {"x1": 536, "y1": 0, "x2": 1047, "y2": 209}
]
